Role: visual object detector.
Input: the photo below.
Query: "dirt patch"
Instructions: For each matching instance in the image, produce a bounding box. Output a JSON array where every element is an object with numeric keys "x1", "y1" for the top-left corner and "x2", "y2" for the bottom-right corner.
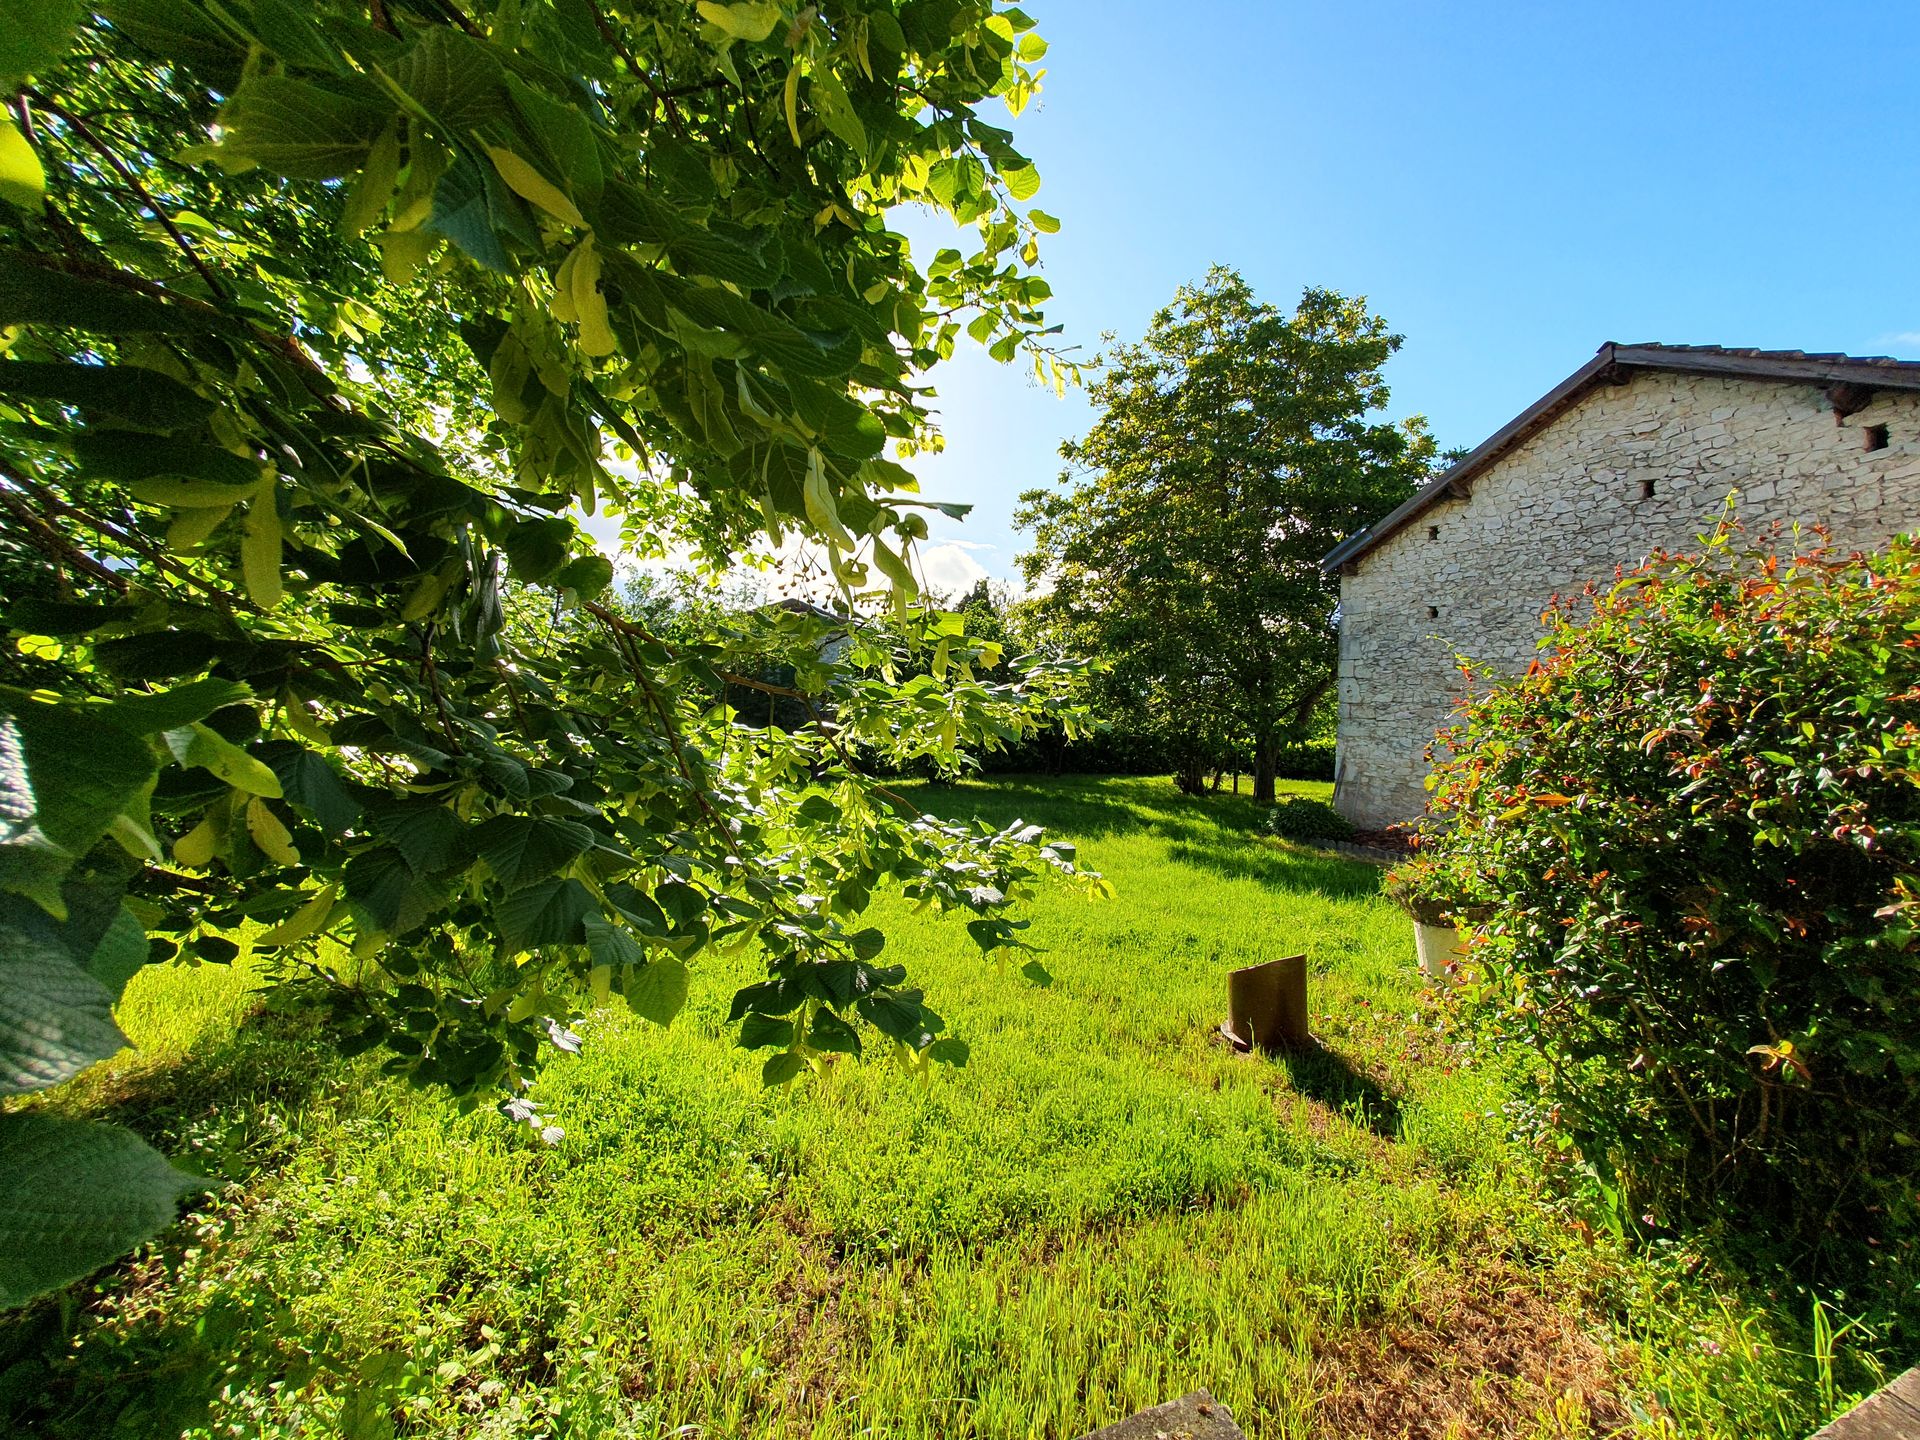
[
  {"x1": 760, "y1": 1208, "x2": 858, "y2": 1425},
  {"x1": 1313, "y1": 1263, "x2": 1631, "y2": 1439}
]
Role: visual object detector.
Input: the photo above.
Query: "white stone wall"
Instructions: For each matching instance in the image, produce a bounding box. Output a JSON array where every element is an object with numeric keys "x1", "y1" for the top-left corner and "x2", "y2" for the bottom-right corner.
[{"x1": 1334, "y1": 371, "x2": 1920, "y2": 828}]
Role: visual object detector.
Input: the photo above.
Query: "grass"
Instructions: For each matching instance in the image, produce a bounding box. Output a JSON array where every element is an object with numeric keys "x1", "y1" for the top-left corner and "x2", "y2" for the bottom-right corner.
[{"x1": 0, "y1": 776, "x2": 1897, "y2": 1439}]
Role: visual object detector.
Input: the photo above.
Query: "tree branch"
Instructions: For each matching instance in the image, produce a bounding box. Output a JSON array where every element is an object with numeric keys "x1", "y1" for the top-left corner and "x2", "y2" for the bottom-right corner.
[
  {"x1": 0, "y1": 459, "x2": 251, "y2": 615},
  {"x1": 0, "y1": 485, "x2": 131, "y2": 595},
  {"x1": 26, "y1": 88, "x2": 230, "y2": 303}
]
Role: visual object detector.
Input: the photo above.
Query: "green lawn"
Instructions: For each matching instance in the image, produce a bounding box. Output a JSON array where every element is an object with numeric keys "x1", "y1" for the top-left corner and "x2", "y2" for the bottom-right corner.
[{"x1": 0, "y1": 777, "x2": 1878, "y2": 1439}]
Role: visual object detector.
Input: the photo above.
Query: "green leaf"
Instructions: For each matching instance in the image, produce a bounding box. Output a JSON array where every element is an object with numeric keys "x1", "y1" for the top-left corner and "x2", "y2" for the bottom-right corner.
[
  {"x1": 847, "y1": 927, "x2": 885, "y2": 961},
  {"x1": 1020, "y1": 959, "x2": 1052, "y2": 987},
  {"x1": 361, "y1": 798, "x2": 466, "y2": 874},
  {"x1": 926, "y1": 1036, "x2": 970, "y2": 1067},
  {"x1": 485, "y1": 146, "x2": 583, "y2": 228},
  {"x1": 653, "y1": 880, "x2": 707, "y2": 929},
  {"x1": 262, "y1": 744, "x2": 362, "y2": 835},
  {"x1": 697, "y1": 1, "x2": 782, "y2": 41},
  {"x1": 248, "y1": 0, "x2": 344, "y2": 71},
  {"x1": 340, "y1": 118, "x2": 402, "y2": 237},
  {"x1": 502, "y1": 517, "x2": 573, "y2": 584},
  {"x1": 0, "y1": 0, "x2": 82, "y2": 79},
  {"x1": 608, "y1": 886, "x2": 669, "y2": 938},
  {"x1": 760, "y1": 1050, "x2": 805, "y2": 1086},
  {"x1": 0, "y1": 925, "x2": 128, "y2": 1093},
  {"x1": 3, "y1": 597, "x2": 148, "y2": 638},
  {"x1": 0, "y1": 689, "x2": 159, "y2": 913},
  {"x1": 216, "y1": 74, "x2": 388, "y2": 179},
  {"x1": 857, "y1": 991, "x2": 932, "y2": 1046},
  {"x1": 426, "y1": 150, "x2": 514, "y2": 272},
  {"x1": 0, "y1": 1111, "x2": 201, "y2": 1309},
  {"x1": 0, "y1": 255, "x2": 197, "y2": 334},
  {"x1": 391, "y1": 27, "x2": 507, "y2": 133},
  {"x1": 736, "y1": 1011, "x2": 793, "y2": 1050},
  {"x1": 496, "y1": 877, "x2": 593, "y2": 955},
  {"x1": 583, "y1": 914, "x2": 645, "y2": 969},
  {"x1": 1028, "y1": 208, "x2": 1060, "y2": 234},
  {"x1": 807, "y1": 1007, "x2": 861, "y2": 1056},
  {"x1": 85, "y1": 905, "x2": 150, "y2": 999},
  {"x1": 163, "y1": 724, "x2": 283, "y2": 798},
  {"x1": 85, "y1": 0, "x2": 238, "y2": 75},
  {"x1": 552, "y1": 555, "x2": 614, "y2": 597},
  {"x1": 0, "y1": 361, "x2": 214, "y2": 432},
  {"x1": 72, "y1": 431, "x2": 260, "y2": 486},
  {"x1": 505, "y1": 73, "x2": 603, "y2": 201},
  {"x1": 0, "y1": 120, "x2": 43, "y2": 211},
  {"x1": 91, "y1": 630, "x2": 220, "y2": 680},
  {"x1": 623, "y1": 955, "x2": 689, "y2": 1026},
  {"x1": 99, "y1": 680, "x2": 251, "y2": 734},
  {"x1": 795, "y1": 793, "x2": 839, "y2": 824},
  {"x1": 809, "y1": 71, "x2": 867, "y2": 159},
  {"x1": 240, "y1": 478, "x2": 283, "y2": 607},
  {"x1": 1001, "y1": 164, "x2": 1040, "y2": 201},
  {"x1": 469, "y1": 814, "x2": 594, "y2": 891},
  {"x1": 342, "y1": 847, "x2": 450, "y2": 936}
]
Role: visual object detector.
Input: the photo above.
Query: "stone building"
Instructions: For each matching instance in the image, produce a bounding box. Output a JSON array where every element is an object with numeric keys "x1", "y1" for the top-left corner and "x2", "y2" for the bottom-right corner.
[{"x1": 1322, "y1": 343, "x2": 1920, "y2": 828}]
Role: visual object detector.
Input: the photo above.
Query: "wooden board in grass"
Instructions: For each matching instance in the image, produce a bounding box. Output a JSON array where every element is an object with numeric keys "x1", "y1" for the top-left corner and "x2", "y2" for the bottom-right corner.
[
  {"x1": 1221, "y1": 954, "x2": 1311, "y2": 1053},
  {"x1": 1810, "y1": 1368, "x2": 1920, "y2": 1439}
]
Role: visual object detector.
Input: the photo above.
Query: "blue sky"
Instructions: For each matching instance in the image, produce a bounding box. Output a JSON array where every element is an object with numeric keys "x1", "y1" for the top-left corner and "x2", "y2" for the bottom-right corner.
[{"x1": 892, "y1": 0, "x2": 1920, "y2": 593}]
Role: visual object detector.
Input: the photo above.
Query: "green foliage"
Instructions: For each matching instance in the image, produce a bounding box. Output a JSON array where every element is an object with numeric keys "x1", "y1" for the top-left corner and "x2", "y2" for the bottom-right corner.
[
  {"x1": 1381, "y1": 852, "x2": 1479, "y2": 927},
  {"x1": 1431, "y1": 531, "x2": 1920, "y2": 1277},
  {"x1": 0, "y1": 0, "x2": 1092, "y2": 1306},
  {"x1": 1016, "y1": 267, "x2": 1433, "y2": 801},
  {"x1": 1264, "y1": 795, "x2": 1353, "y2": 844},
  {"x1": 2, "y1": 777, "x2": 1880, "y2": 1439},
  {"x1": 1271, "y1": 738, "x2": 1336, "y2": 782}
]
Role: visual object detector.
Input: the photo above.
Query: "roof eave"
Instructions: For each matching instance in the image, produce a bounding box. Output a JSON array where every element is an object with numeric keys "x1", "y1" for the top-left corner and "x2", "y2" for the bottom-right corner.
[
  {"x1": 1321, "y1": 346, "x2": 1619, "y2": 572},
  {"x1": 1320, "y1": 341, "x2": 1920, "y2": 573}
]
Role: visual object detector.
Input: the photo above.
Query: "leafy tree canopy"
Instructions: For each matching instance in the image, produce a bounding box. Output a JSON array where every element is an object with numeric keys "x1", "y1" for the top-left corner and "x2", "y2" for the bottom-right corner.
[
  {"x1": 0, "y1": 0, "x2": 1095, "y2": 1306},
  {"x1": 1016, "y1": 267, "x2": 1433, "y2": 801}
]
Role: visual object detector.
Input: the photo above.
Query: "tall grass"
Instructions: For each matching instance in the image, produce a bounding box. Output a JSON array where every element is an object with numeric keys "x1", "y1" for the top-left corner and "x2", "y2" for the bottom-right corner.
[{"x1": 0, "y1": 777, "x2": 1891, "y2": 1438}]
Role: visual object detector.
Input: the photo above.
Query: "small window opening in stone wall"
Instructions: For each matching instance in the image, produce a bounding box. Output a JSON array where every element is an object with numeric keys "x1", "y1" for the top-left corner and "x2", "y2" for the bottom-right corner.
[
  {"x1": 1866, "y1": 424, "x2": 1890, "y2": 453},
  {"x1": 1640, "y1": 478, "x2": 1656, "y2": 501},
  {"x1": 1426, "y1": 605, "x2": 1439, "y2": 620},
  {"x1": 1427, "y1": 524, "x2": 1439, "y2": 540}
]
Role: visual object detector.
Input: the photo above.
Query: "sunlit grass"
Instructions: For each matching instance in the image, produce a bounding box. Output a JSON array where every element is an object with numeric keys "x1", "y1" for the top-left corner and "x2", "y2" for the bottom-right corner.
[{"x1": 0, "y1": 777, "x2": 1878, "y2": 1439}]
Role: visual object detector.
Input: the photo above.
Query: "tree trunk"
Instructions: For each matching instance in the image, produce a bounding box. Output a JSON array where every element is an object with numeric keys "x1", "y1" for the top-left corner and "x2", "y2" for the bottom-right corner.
[{"x1": 1253, "y1": 736, "x2": 1278, "y2": 804}]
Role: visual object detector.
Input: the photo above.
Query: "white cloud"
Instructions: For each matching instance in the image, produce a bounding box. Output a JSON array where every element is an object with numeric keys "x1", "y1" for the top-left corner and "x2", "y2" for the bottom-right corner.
[
  {"x1": 918, "y1": 541, "x2": 990, "y2": 596},
  {"x1": 925, "y1": 536, "x2": 998, "y2": 554},
  {"x1": 1880, "y1": 332, "x2": 1920, "y2": 351}
]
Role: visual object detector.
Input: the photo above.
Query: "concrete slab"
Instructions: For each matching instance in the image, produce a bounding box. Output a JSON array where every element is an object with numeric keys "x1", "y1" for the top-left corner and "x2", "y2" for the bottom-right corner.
[{"x1": 1078, "y1": 1390, "x2": 1246, "y2": 1440}]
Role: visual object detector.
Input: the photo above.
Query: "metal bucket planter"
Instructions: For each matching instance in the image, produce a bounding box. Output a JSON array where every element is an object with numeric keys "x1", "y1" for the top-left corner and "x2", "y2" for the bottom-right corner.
[{"x1": 1414, "y1": 921, "x2": 1466, "y2": 982}]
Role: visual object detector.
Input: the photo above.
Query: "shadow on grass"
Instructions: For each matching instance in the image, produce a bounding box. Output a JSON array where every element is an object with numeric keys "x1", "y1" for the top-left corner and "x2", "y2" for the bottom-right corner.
[
  {"x1": 1167, "y1": 839, "x2": 1388, "y2": 901},
  {"x1": 1276, "y1": 1040, "x2": 1403, "y2": 1140},
  {"x1": 0, "y1": 1002, "x2": 370, "y2": 1439},
  {"x1": 54, "y1": 1002, "x2": 358, "y2": 1176},
  {"x1": 901, "y1": 773, "x2": 1316, "y2": 854},
  {"x1": 902, "y1": 774, "x2": 1189, "y2": 841}
]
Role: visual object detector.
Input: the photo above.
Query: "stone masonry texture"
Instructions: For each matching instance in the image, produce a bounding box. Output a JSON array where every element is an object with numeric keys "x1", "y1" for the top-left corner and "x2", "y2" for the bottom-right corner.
[{"x1": 1334, "y1": 371, "x2": 1920, "y2": 828}]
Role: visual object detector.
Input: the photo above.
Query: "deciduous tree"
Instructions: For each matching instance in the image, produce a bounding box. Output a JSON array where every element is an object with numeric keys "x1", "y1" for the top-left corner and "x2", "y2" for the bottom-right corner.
[
  {"x1": 0, "y1": 0, "x2": 1092, "y2": 1306},
  {"x1": 1017, "y1": 267, "x2": 1432, "y2": 801}
]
